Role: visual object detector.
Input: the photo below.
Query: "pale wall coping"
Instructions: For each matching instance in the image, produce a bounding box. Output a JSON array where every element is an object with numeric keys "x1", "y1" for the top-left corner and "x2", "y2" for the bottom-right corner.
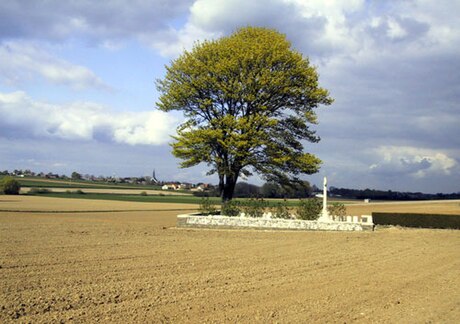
[{"x1": 177, "y1": 213, "x2": 374, "y2": 231}]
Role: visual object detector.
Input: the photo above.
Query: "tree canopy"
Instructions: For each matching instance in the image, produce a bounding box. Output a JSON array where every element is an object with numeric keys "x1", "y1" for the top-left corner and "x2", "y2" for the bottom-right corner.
[
  {"x1": 71, "y1": 171, "x2": 82, "y2": 180},
  {"x1": 157, "y1": 27, "x2": 333, "y2": 201},
  {"x1": 1, "y1": 176, "x2": 21, "y2": 195}
]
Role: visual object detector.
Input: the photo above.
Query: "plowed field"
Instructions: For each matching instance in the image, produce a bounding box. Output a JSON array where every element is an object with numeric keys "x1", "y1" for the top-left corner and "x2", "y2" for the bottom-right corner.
[{"x1": 1, "y1": 196, "x2": 459, "y2": 323}]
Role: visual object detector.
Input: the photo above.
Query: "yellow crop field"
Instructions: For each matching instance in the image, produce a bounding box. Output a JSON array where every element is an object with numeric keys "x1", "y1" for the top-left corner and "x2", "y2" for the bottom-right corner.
[
  {"x1": 346, "y1": 200, "x2": 460, "y2": 215},
  {"x1": 20, "y1": 187, "x2": 191, "y2": 196},
  {"x1": 0, "y1": 195, "x2": 198, "y2": 212}
]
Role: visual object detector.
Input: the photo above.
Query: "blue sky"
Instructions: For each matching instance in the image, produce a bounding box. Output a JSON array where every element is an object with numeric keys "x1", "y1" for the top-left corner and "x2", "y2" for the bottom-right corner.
[{"x1": 0, "y1": 0, "x2": 459, "y2": 193}]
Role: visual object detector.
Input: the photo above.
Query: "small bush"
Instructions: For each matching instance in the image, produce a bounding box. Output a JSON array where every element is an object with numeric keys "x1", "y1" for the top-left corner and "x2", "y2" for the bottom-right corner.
[
  {"x1": 327, "y1": 202, "x2": 346, "y2": 219},
  {"x1": 65, "y1": 190, "x2": 72, "y2": 194},
  {"x1": 272, "y1": 200, "x2": 291, "y2": 219},
  {"x1": 221, "y1": 200, "x2": 241, "y2": 217},
  {"x1": 241, "y1": 197, "x2": 268, "y2": 218},
  {"x1": 140, "y1": 191, "x2": 148, "y2": 196},
  {"x1": 1, "y1": 177, "x2": 21, "y2": 195},
  {"x1": 199, "y1": 197, "x2": 218, "y2": 215},
  {"x1": 75, "y1": 189, "x2": 85, "y2": 194},
  {"x1": 296, "y1": 198, "x2": 322, "y2": 220}
]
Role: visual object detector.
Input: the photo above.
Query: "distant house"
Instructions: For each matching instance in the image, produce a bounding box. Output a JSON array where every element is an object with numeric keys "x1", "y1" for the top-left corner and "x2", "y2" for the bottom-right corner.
[
  {"x1": 191, "y1": 183, "x2": 214, "y2": 192},
  {"x1": 191, "y1": 186, "x2": 205, "y2": 192},
  {"x1": 162, "y1": 184, "x2": 179, "y2": 190},
  {"x1": 123, "y1": 177, "x2": 136, "y2": 184},
  {"x1": 178, "y1": 183, "x2": 192, "y2": 190}
]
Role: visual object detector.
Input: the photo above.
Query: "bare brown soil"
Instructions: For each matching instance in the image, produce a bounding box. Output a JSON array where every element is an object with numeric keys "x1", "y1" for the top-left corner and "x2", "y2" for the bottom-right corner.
[{"x1": 1, "y1": 196, "x2": 459, "y2": 323}]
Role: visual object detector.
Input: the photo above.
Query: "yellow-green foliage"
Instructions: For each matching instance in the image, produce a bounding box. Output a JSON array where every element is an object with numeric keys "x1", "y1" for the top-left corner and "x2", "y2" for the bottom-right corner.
[
  {"x1": 327, "y1": 202, "x2": 347, "y2": 217},
  {"x1": 199, "y1": 197, "x2": 218, "y2": 215},
  {"x1": 221, "y1": 200, "x2": 241, "y2": 216},
  {"x1": 272, "y1": 200, "x2": 292, "y2": 219},
  {"x1": 296, "y1": 199, "x2": 322, "y2": 220},
  {"x1": 240, "y1": 197, "x2": 269, "y2": 218},
  {"x1": 157, "y1": 27, "x2": 333, "y2": 201}
]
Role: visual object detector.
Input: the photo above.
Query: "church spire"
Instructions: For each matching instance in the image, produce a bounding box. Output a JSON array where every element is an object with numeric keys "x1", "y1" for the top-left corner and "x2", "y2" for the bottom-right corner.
[{"x1": 152, "y1": 169, "x2": 159, "y2": 184}]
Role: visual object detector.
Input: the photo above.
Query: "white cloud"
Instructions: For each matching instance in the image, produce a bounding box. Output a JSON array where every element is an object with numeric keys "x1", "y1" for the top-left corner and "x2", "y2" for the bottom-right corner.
[
  {"x1": 369, "y1": 146, "x2": 457, "y2": 178},
  {"x1": 0, "y1": 91, "x2": 178, "y2": 145},
  {"x1": 282, "y1": 0, "x2": 363, "y2": 50},
  {"x1": 0, "y1": 41, "x2": 109, "y2": 90},
  {"x1": 145, "y1": 24, "x2": 220, "y2": 58},
  {"x1": 386, "y1": 18, "x2": 407, "y2": 40},
  {"x1": 1, "y1": 0, "x2": 458, "y2": 61},
  {"x1": 109, "y1": 111, "x2": 177, "y2": 145},
  {"x1": 148, "y1": 0, "x2": 460, "y2": 61},
  {"x1": 2, "y1": 0, "x2": 457, "y2": 62}
]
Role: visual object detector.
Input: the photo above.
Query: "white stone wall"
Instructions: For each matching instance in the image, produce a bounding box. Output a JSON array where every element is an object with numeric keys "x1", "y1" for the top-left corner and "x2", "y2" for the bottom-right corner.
[{"x1": 177, "y1": 214, "x2": 373, "y2": 231}]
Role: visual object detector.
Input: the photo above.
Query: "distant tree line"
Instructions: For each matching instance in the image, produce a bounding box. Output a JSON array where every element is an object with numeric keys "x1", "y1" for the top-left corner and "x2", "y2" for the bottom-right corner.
[
  {"x1": 194, "y1": 181, "x2": 314, "y2": 199},
  {"x1": 196, "y1": 182, "x2": 460, "y2": 200},
  {"x1": 329, "y1": 187, "x2": 460, "y2": 201}
]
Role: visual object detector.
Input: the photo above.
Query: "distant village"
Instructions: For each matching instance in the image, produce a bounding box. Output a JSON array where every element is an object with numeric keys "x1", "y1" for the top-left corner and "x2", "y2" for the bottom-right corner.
[{"x1": 0, "y1": 169, "x2": 215, "y2": 193}]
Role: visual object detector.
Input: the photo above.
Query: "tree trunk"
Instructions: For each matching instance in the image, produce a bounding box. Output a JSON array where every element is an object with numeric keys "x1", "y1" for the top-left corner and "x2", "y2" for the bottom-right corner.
[
  {"x1": 218, "y1": 174, "x2": 224, "y2": 200},
  {"x1": 221, "y1": 173, "x2": 238, "y2": 202}
]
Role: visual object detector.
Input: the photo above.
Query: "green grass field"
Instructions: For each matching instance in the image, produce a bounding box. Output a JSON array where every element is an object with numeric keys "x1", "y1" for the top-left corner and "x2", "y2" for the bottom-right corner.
[
  {"x1": 25, "y1": 191, "x2": 320, "y2": 207},
  {"x1": 27, "y1": 191, "x2": 212, "y2": 204}
]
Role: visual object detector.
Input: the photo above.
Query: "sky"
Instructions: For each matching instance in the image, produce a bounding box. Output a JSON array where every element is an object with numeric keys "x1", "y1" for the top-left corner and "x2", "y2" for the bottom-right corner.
[{"x1": 0, "y1": 0, "x2": 459, "y2": 193}]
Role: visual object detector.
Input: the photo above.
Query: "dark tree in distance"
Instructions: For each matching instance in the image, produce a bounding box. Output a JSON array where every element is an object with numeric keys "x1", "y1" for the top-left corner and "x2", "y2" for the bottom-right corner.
[
  {"x1": 1, "y1": 177, "x2": 21, "y2": 195},
  {"x1": 71, "y1": 172, "x2": 82, "y2": 181}
]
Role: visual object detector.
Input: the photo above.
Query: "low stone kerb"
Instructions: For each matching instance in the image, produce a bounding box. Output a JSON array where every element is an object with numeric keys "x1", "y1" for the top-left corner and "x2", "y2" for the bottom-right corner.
[{"x1": 177, "y1": 213, "x2": 374, "y2": 231}]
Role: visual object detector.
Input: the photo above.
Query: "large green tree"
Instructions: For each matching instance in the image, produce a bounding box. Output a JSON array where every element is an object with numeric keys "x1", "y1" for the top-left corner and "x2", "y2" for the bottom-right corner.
[{"x1": 157, "y1": 27, "x2": 333, "y2": 202}]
